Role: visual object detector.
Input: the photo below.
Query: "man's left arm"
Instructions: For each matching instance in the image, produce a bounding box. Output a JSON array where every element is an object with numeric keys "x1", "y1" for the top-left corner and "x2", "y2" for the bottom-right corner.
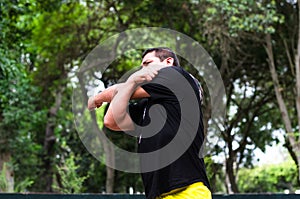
[
  {"x1": 88, "y1": 85, "x2": 150, "y2": 110},
  {"x1": 104, "y1": 82, "x2": 137, "y2": 131},
  {"x1": 104, "y1": 65, "x2": 162, "y2": 131}
]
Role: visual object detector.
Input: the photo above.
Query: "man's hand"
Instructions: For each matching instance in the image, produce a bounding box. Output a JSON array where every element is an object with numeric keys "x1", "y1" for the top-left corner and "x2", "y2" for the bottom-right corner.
[
  {"x1": 87, "y1": 65, "x2": 162, "y2": 111},
  {"x1": 88, "y1": 96, "x2": 103, "y2": 110},
  {"x1": 127, "y1": 65, "x2": 163, "y2": 86},
  {"x1": 87, "y1": 85, "x2": 119, "y2": 111}
]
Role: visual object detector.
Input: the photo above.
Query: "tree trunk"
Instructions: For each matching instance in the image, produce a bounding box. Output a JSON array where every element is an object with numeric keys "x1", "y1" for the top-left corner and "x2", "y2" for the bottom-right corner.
[
  {"x1": 103, "y1": 126, "x2": 115, "y2": 193},
  {"x1": 294, "y1": 0, "x2": 300, "y2": 183},
  {"x1": 284, "y1": 138, "x2": 300, "y2": 185},
  {"x1": 203, "y1": 100, "x2": 211, "y2": 137},
  {"x1": 42, "y1": 89, "x2": 63, "y2": 192},
  {"x1": 296, "y1": 0, "x2": 300, "y2": 143},
  {"x1": 0, "y1": 152, "x2": 14, "y2": 192},
  {"x1": 87, "y1": 108, "x2": 115, "y2": 193},
  {"x1": 225, "y1": 143, "x2": 239, "y2": 193},
  {"x1": 78, "y1": 73, "x2": 115, "y2": 193},
  {"x1": 265, "y1": 33, "x2": 300, "y2": 183}
]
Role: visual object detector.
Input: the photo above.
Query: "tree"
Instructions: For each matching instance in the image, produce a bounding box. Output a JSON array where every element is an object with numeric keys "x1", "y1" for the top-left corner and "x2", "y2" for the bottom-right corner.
[
  {"x1": 0, "y1": 0, "x2": 44, "y2": 192},
  {"x1": 196, "y1": 0, "x2": 283, "y2": 193},
  {"x1": 263, "y1": 0, "x2": 300, "y2": 185},
  {"x1": 238, "y1": 160, "x2": 299, "y2": 193},
  {"x1": 28, "y1": 0, "x2": 146, "y2": 192},
  {"x1": 2, "y1": 0, "x2": 296, "y2": 194},
  {"x1": 27, "y1": 2, "x2": 89, "y2": 191}
]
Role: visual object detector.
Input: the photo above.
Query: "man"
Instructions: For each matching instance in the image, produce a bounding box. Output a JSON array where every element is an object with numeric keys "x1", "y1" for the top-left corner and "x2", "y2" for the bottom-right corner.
[{"x1": 88, "y1": 47, "x2": 211, "y2": 199}]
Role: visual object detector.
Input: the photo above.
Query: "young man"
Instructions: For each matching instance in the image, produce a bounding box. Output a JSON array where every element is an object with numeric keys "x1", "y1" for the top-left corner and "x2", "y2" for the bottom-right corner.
[{"x1": 88, "y1": 47, "x2": 211, "y2": 199}]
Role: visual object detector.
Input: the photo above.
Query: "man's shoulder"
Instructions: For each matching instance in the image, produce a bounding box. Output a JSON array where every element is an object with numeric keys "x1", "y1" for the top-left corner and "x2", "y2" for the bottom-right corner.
[{"x1": 159, "y1": 66, "x2": 188, "y2": 76}]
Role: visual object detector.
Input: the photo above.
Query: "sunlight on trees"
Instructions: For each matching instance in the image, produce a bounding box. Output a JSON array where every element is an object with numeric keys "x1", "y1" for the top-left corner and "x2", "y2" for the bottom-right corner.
[{"x1": 1, "y1": 0, "x2": 300, "y2": 194}]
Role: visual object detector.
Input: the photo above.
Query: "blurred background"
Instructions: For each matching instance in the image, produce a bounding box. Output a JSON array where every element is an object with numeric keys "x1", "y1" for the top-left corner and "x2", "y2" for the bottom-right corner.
[{"x1": 0, "y1": 0, "x2": 300, "y2": 195}]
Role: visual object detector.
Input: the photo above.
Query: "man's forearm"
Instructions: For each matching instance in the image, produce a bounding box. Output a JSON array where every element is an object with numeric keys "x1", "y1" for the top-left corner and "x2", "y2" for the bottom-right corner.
[
  {"x1": 103, "y1": 65, "x2": 161, "y2": 131},
  {"x1": 105, "y1": 81, "x2": 137, "y2": 131},
  {"x1": 88, "y1": 84, "x2": 149, "y2": 110},
  {"x1": 95, "y1": 84, "x2": 117, "y2": 103},
  {"x1": 87, "y1": 85, "x2": 117, "y2": 110}
]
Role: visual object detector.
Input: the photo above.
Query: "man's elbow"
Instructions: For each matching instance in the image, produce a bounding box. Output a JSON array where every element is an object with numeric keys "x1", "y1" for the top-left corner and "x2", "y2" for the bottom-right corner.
[
  {"x1": 104, "y1": 115, "x2": 134, "y2": 132},
  {"x1": 104, "y1": 116, "x2": 120, "y2": 131}
]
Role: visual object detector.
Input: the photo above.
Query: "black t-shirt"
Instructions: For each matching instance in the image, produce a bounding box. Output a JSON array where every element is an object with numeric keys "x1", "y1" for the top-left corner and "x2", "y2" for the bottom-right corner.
[{"x1": 129, "y1": 66, "x2": 210, "y2": 199}]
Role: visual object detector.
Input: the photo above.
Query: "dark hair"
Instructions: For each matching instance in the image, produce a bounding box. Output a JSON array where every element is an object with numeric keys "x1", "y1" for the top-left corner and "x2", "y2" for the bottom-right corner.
[{"x1": 142, "y1": 47, "x2": 180, "y2": 66}]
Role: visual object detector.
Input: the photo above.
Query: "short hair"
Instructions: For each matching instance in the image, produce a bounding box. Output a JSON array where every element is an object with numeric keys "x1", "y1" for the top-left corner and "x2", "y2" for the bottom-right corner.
[{"x1": 142, "y1": 47, "x2": 180, "y2": 66}]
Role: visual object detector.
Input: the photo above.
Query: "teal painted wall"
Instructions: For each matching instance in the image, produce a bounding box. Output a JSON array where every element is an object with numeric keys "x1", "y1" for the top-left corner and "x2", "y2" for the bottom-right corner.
[{"x1": 0, "y1": 194, "x2": 299, "y2": 199}]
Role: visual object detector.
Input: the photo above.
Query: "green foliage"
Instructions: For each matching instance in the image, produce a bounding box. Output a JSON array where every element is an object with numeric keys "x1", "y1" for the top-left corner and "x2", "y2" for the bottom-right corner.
[
  {"x1": 0, "y1": 0, "x2": 48, "y2": 192},
  {"x1": 53, "y1": 153, "x2": 88, "y2": 193},
  {"x1": 14, "y1": 178, "x2": 34, "y2": 192},
  {"x1": 31, "y1": 2, "x2": 88, "y2": 57},
  {"x1": 0, "y1": 61, "x2": 44, "y2": 172},
  {"x1": 0, "y1": 64, "x2": 45, "y2": 192},
  {"x1": 204, "y1": 156, "x2": 225, "y2": 193},
  {"x1": 203, "y1": 0, "x2": 284, "y2": 36},
  {"x1": 96, "y1": 104, "x2": 107, "y2": 129},
  {"x1": 0, "y1": 163, "x2": 8, "y2": 192},
  {"x1": 83, "y1": 159, "x2": 106, "y2": 193},
  {"x1": 0, "y1": 0, "x2": 297, "y2": 194},
  {"x1": 238, "y1": 160, "x2": 299, "y2": 193}
]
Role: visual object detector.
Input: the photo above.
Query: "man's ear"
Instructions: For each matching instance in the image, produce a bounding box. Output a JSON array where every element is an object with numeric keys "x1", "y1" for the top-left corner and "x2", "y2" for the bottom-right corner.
[{"x1": 165, "y1": 57, "x2": 174, "y2": 66}]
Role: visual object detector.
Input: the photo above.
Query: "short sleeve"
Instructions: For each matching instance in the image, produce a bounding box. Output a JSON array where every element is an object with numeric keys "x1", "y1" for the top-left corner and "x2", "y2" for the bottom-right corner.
[{"x1": 141, "y1": 67, "x2": 178, "y2": 102}]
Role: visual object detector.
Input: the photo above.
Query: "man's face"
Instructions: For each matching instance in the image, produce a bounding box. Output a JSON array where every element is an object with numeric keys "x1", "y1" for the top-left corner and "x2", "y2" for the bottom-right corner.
[{"x1": 141, "y1": 51, "x2": 173, "y2": 67}]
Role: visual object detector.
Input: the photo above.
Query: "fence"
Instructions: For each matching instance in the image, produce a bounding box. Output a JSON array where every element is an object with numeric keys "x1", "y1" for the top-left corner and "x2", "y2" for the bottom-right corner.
[{"x1": 0, "y1": 194, "x2": 299, "y2": 199}]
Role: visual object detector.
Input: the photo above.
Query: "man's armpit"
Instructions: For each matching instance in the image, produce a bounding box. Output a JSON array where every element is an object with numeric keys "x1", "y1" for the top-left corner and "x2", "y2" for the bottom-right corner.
[{"x1": 131, "y1": 86, "x2": 150, "y2": 99}]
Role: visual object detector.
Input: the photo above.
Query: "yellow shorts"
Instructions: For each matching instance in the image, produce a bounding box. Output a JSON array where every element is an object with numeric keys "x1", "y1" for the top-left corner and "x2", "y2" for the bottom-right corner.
[{"x1": 156, "y1": 182, "x2": 212, "y2": 199}]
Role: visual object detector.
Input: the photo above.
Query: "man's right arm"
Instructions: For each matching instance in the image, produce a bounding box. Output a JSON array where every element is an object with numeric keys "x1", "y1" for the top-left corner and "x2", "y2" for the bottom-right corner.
[
  {"x1": 104, "y1": 82, "x2": 137, "y2": 131},
  {"x1": 87, "y1": 85, "x2": 150, "y2": 110},
  {"x1": 103, "y1": 65, "x2": 163, "y2": 131}
]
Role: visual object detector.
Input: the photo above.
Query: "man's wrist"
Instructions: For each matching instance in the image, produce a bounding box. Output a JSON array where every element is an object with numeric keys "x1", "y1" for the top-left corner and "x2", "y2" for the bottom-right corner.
[{"x1": 125, "y1": 79, "x2": 139, "y2": 91}]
